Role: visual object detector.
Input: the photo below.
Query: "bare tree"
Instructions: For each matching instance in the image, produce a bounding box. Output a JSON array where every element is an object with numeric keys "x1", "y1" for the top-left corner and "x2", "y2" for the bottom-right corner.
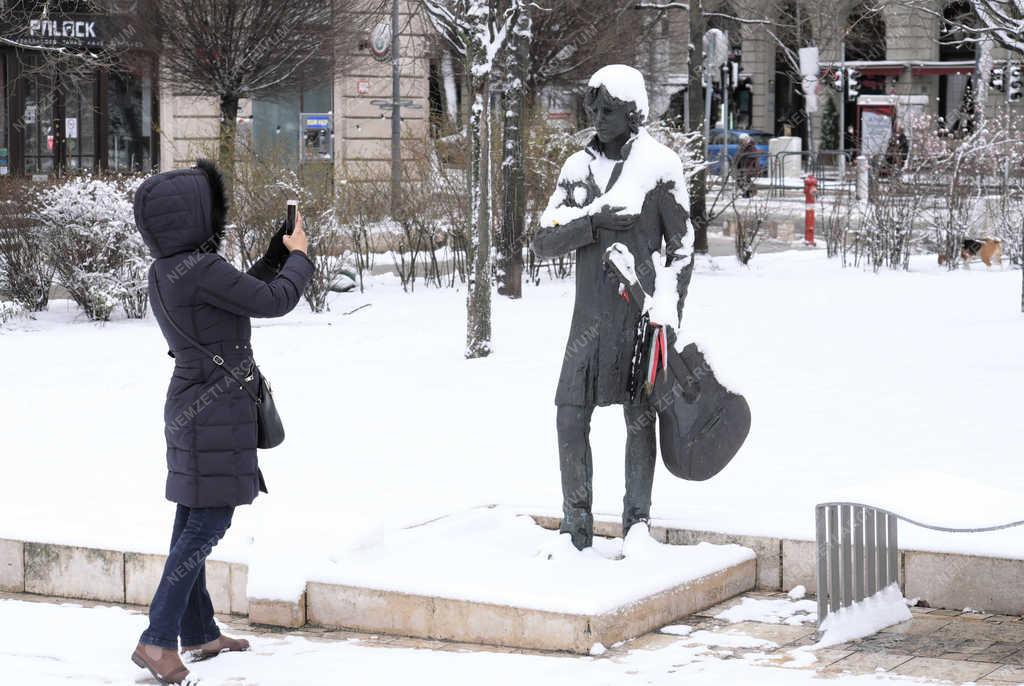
[
  {"x1": 497, "y1": 9, "x2": 530, "y2": 299},
  {"x1": 422, "y1": 0, "x2": 527, "y2": 358},
  {"x1": 143, "y1": 0, "x2": 338, "y2": 186}
]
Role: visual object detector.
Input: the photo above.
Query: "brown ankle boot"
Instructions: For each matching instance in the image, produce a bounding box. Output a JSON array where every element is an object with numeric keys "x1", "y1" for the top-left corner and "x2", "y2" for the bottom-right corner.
[
  {"x1": 131, "y1": 643, "x2": 191, "y2": 684},
  {"x1": 182, "y1": 634, "x2": 251, "y2": 662}
]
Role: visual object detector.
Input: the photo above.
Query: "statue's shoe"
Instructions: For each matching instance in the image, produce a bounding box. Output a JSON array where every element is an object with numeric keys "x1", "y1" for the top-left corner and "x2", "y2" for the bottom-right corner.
[
  {"x1": 182, "y1": 634, "x2": 250, "y2": 662},
  {"x1": 622, "y1": 521, "x2": 662, "y2": 560}
]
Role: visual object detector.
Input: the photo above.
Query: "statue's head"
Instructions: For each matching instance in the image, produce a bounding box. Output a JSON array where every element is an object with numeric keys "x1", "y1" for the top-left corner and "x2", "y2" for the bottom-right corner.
[{"x1": 584, "y1": 65, "x2": 648, "y2": 144}]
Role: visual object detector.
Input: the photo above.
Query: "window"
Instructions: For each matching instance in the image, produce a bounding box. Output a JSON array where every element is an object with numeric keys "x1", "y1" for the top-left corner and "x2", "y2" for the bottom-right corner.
[
  {"x1": 64, "y1": 77, "x2": 97, "y2": 171},
  {"x1": 108, "y1": 70, "x2": 152, "y2": 172},
  {"x1": 23, "y1": 73, "x2": 54, "y2": 175},
  {"x1": 252, "y1": 68, "x2": 332, "y2": 168}
]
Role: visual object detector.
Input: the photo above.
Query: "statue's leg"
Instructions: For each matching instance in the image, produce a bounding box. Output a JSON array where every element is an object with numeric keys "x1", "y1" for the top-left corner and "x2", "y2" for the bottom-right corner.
[
  {"x1": 622, "y1": 397, "x2": 657, "y2": 534},
  {"x1": 556, "y1": 403, "x2": 595, "y2": 550}
]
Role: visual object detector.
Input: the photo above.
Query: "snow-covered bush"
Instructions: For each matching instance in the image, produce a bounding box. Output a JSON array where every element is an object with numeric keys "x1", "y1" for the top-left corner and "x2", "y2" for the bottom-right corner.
[
  {"x1": 0, "y1": 180, "x2": 55, "y2": 312},
  {"x1": 0, "y1": 299, "x2": 24, "y2": 324},
  {"x1": 36, "y1": 175, "x2": 148, "y2": 321}
]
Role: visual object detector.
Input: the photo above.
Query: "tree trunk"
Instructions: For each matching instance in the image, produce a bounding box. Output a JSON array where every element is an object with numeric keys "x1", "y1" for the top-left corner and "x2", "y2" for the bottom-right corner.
[
  {"x1": 465, "y1": 54, "x2": 493, "y2": 358},
  {"x1": 687, "y1": 0, "x2": 708, "y2": 253},
  {"x1": 219, "y1": 95, "x2": 239, "y2": 192},
  {"x1": 498, "y1": 10, "x2": 530, "y2": 299}
]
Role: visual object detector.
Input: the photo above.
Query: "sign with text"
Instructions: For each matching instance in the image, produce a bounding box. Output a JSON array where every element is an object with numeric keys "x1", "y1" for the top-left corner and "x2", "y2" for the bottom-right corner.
[{"x1": 300, "y1": 113, "x2": 333, "y2": 162}]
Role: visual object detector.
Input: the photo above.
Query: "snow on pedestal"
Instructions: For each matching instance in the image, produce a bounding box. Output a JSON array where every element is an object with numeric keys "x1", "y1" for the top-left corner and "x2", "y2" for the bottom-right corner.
[{"x1": 304, "y1": 508, "x2": 756, "y2": 653}]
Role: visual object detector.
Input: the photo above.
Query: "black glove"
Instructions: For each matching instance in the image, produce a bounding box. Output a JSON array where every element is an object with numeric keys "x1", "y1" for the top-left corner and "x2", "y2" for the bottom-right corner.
[
  {"x1": 592, "y1": 205, "x2": 637, "y2": 232},
  {"x1": 262, "y1": 221, "x2": 289, "y2": 269}
]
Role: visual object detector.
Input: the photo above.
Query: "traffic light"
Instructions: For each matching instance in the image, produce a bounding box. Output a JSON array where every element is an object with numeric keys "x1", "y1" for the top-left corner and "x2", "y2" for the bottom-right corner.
[
  {"x1": 991, "y1": 64, "x2": 1006, "y2": 92},
  {"x1": 831, "y1": 68, "x2": 844, "y2": 93},
  {"x1": 846, "y1": 68, "x2": 860, "y2": 102},
  {"x1": 1008, "y1": 64, "x2": 1022, "y2": 102}
]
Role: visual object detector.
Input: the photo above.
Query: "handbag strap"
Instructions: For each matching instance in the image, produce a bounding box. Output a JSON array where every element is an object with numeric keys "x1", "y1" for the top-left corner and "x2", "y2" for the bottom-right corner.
[{"x1": 150, "y1": 274, "x2": 262, "y2": 405}]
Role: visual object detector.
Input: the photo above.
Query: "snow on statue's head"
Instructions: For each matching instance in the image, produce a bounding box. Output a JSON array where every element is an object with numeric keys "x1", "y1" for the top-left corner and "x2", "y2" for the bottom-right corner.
[{"x1": 585, "y1": 65, "x2": 649, "y2": 140}]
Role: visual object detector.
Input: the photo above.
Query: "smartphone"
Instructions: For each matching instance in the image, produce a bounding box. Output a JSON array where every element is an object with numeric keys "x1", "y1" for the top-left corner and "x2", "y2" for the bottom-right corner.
[{"x1": 286, "y1": 200, "x2": 298, "y2": 235}]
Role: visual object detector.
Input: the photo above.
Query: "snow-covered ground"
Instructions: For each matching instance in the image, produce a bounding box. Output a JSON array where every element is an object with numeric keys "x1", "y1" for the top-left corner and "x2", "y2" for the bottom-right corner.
[
  {"x1": 307, "y1": 508, "x2": 753, "y2": 614},
  {"x1": 0, "y1": 597, "x2": 931, "y2": 686},
  {"x1": 1, "y1": 250, "x2": 1022, "y2": 600}
]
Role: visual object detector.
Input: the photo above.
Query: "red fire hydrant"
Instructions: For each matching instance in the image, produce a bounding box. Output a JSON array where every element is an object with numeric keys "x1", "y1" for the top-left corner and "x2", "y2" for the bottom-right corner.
[{"x1": 803, "y1": 174, "x2": 818, "y2": 246}]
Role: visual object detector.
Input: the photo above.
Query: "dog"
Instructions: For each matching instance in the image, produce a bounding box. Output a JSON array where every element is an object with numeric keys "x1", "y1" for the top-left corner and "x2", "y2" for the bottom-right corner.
[{"x1": 938, "y1": 237, "x2": 1002, "y2": 268}]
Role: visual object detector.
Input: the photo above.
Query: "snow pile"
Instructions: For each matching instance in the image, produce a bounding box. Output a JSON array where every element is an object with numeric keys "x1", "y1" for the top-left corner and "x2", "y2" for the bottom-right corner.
[
  {"x1": 310, "y1": 507, "x2": 754, "y2": 615},
  {"x1": 588, "y1": 64, "x2": 649, "y2": 120},
  {"x1": 660, "y1": 624, "x2": 693, "y2": 636},
  {"x1": 687, "y1": 630, "x2": 778, "y2": 650},
  {"x1": 815, "y1": 584, "x2": 912, "y2": 649},
  {"x1": 715, "y1": 595, "x2": 817, "y2": 626}
]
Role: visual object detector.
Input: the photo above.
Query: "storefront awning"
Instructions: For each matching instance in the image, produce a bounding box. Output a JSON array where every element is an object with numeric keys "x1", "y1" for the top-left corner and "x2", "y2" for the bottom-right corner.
[{"x1": 820, "y1": 60, "x2": 976, "y2": 78}]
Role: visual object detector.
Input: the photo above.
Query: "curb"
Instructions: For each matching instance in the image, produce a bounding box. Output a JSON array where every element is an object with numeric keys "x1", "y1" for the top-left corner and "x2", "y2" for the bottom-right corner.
[{"x1": 1, "y1": 517, "x2": 1021, "y2": 629}]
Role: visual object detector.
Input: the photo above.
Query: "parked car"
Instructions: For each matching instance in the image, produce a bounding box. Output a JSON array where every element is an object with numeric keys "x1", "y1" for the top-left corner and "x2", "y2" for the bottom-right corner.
[{"x1": 706, "y1": 129, "x2": 772, "y2": 176}]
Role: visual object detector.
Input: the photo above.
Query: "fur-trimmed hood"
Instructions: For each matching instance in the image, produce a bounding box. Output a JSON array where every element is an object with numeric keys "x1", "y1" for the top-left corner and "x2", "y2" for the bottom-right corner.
[{"x1": 133, "y1": 159, "x2": 228, "y2": 258}]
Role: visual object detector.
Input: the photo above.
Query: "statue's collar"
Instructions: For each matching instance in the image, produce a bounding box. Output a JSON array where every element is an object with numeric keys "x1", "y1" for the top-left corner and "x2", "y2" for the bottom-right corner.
[{"x1": 585, "y1": 129, "x2": 641, "y2": 162}]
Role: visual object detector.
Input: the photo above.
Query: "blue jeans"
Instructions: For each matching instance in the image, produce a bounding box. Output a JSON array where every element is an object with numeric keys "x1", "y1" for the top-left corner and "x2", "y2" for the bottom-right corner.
[{"x1": 139, "y1": 505, "x2": 234, "y2": 650}]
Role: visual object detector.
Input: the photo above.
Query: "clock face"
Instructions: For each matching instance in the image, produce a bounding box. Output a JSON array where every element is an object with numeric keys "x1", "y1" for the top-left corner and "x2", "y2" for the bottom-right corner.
[{"x1": 370, "y1": 22, "x2": 391, "y2": 61}]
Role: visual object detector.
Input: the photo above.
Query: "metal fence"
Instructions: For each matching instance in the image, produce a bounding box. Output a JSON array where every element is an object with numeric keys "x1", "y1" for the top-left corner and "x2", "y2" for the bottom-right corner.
[{"x1": 815, "y1": 502, "x2": 1024, "y2": 628}]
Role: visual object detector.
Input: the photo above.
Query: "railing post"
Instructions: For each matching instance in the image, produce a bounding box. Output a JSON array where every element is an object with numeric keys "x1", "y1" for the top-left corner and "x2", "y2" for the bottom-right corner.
[
  {"x1": 865, "y1": 507, "x2": 877, "y2": 597},
  {"x1": 877, "y1": 510, "x2": 889, "y2": 587},
  {"x1": 887, "y1": 514, "x2": 899, "y2": 589},
  {"x1": 840, "y1": 504, "x2": 853, "y2": 607},
  {"x1": 853, "y1": 505, "x2": 865, "y2": 602},
  {"x1": 815, "y1": 505, "x2": 828, "y2": 626},
  {"x1": 827, "y1": 504, "x2": 840, "y2": 613}
]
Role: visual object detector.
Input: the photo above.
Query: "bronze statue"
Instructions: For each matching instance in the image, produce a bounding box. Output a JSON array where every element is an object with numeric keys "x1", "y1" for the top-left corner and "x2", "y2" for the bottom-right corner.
[{"x1": 532, "y1": 65, "x2": 695, "y2": 550}]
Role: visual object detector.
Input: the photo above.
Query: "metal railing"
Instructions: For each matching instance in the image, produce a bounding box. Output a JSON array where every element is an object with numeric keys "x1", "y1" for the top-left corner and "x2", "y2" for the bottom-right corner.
[{"x1": 814, "y1": 502, "x2": 1024, "y2": 628}]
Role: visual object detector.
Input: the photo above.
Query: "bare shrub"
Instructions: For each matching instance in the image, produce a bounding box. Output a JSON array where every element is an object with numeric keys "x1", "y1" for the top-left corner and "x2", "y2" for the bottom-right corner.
[{"x1": 0, "y1": 179, "x2": 54, "y2": 312}]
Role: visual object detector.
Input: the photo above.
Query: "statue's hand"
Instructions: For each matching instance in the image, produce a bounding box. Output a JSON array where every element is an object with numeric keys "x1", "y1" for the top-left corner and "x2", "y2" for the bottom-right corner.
[{"x1": 592, "y1": 205, "x2": 637, "y2": 231}]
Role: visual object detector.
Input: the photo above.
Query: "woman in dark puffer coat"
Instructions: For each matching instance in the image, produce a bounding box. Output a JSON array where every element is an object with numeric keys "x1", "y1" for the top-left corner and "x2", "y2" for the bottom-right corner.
[{"x1": 129, "y1": 160, "x2": 313, "y2": 684}]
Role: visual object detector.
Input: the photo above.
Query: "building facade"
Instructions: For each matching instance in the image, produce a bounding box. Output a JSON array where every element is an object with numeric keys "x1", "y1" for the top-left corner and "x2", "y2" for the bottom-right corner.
[
  {"x1": 0, "y1": 1, "x2": 155, "y2": 177},
  {"x1": 639, "y1": 0, "x2": 1015, "y2": 154}
]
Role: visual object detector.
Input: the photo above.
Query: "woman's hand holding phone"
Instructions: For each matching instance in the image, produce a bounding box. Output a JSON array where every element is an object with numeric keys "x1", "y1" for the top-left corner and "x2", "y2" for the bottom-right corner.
[{"x1": 282, "y1": 209, "x2": 308, "y2": 255}]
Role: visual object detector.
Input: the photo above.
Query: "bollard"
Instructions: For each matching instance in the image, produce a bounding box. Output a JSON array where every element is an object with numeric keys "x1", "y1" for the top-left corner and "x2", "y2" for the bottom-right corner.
[{"x1": 803, "y1": 174, "x2": 817, "y2": 246}]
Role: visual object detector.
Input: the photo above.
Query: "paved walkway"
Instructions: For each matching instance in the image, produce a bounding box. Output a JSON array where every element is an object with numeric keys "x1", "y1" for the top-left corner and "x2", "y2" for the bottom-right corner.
[
  {"x1": 679, "y1": 591, "x2": 1024, "y2": 684},
  {"x1": 4, "y1": 590, "x2": 1023, "y2": 684}
]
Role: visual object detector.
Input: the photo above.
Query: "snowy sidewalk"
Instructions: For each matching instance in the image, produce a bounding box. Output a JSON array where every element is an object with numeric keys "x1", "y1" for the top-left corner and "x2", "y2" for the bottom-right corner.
[{"x1": 4, "y1": 590, "x2": 1024, "y2": 685}]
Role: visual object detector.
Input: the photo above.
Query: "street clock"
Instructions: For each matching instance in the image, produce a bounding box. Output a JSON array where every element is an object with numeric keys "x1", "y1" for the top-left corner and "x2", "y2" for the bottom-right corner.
[{"x1": 369, "y1": 21, "x2": 391, "y2": 62}]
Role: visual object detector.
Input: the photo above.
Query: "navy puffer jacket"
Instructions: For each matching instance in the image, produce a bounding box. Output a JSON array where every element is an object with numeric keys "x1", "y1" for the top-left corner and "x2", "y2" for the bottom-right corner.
[{"x1": 133, "y1": 161, "x2": 314, "y2": 508}]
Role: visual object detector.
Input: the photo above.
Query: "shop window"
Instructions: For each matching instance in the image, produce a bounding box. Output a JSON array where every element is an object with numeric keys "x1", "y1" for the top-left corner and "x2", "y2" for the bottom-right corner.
[
  {"x1": 108, "y1": 70, "x2": 151, "y2": 172},
  {"x1": 64, "y1": 77, "x2": 97, "y2": 171},
  {"x1": 23, "y1": 74, "x2": 54, "y2": 175}
]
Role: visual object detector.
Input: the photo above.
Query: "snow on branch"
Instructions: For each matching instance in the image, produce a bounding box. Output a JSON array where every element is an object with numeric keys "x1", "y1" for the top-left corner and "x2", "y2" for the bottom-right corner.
[{"x1": 634, "y1": 2, "x2": 689, "y2": 9}]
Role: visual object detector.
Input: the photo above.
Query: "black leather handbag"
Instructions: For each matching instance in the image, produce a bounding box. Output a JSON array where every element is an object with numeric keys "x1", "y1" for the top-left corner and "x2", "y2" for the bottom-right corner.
[{"x1": 151, "y1": 278, "x2": 285, "y2": 449}]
